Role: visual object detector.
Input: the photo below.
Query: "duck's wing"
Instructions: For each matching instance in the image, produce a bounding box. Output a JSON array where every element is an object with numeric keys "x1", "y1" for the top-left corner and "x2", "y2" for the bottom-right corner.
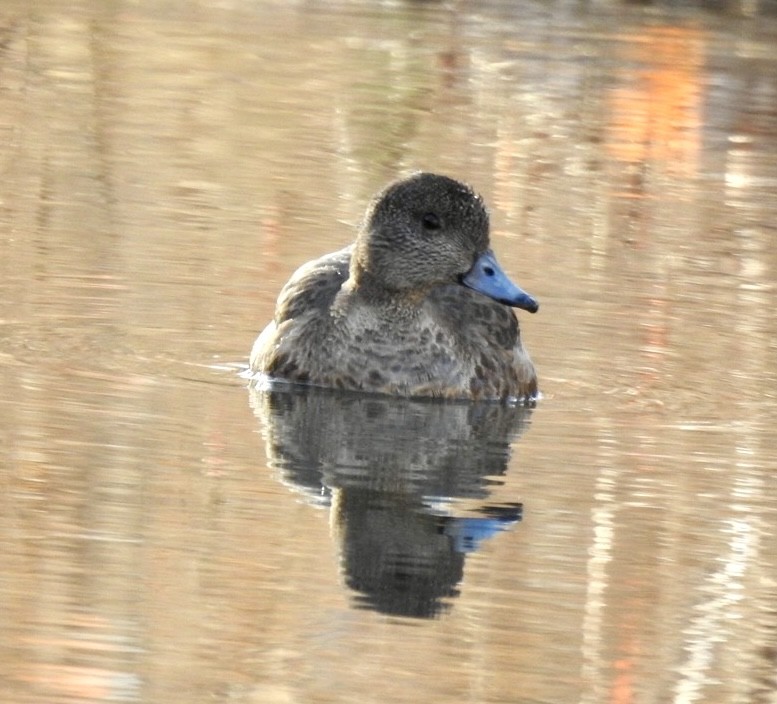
[
  {"x1": 250, "y1": 246, "x2": 352, "y2": 376},
  {"x1": 274, "y1": 245, "x2": 352, "y2": 324}
]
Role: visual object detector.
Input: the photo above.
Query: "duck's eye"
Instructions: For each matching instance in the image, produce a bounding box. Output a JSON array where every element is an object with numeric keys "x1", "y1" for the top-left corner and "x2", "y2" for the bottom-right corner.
[{"x1": 421, "y1": 212, "x2": 441, "y2": 231}]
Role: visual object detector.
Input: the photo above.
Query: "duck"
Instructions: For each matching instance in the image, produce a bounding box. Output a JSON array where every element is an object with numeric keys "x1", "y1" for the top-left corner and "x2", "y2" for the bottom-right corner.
[{"x1": 249, "y1": 172, "x2": 538, "y2": 402}]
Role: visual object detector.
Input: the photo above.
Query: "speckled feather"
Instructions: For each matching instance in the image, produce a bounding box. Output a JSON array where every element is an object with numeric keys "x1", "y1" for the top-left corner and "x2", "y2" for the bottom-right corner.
[{"x1": 249, "y1": 174, "x2": 537, "y2": 402}]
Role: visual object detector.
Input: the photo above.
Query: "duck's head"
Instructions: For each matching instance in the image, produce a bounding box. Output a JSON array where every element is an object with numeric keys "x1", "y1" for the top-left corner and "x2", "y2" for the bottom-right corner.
[{"x1": 353, "y1": 172, "x2": 538, "y2": 313}]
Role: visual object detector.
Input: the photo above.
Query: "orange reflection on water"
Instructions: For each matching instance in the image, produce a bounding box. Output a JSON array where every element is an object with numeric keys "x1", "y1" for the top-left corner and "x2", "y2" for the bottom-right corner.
[
  {"x1": 606, "y1": 26, "x2": 705, "y2": 178},
  {"x1": 14, "y1": 663, "x2": 136, "y2": 701}
]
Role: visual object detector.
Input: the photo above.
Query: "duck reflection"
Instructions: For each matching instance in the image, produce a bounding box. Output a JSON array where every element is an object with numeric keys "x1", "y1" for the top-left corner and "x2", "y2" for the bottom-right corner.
[{"x1": 249, "y1": 384, "x2": 532, "y2": 618}]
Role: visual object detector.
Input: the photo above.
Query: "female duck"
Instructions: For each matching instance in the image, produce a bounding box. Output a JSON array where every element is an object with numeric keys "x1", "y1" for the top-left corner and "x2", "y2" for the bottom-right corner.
[{"x1": 250, "y1": 173, "x2": 539, "y2": 402}]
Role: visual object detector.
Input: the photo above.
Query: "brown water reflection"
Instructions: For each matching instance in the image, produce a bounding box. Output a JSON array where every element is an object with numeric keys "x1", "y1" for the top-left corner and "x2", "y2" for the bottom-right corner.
[{"x1": 1, "y1": 0, "x2": 777, "y2": 703}]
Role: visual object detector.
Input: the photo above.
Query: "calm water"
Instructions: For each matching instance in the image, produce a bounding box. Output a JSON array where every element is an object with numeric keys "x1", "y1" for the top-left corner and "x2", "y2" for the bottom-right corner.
[{"x1": 1, "y1": 0, "x2": 777, "y2": 702}]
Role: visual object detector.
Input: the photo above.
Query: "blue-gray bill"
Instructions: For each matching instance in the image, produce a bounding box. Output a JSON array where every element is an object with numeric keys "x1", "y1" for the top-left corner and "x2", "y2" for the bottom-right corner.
[{"x1": 462, "y1": 250, "x2": 539, "y2": 313}]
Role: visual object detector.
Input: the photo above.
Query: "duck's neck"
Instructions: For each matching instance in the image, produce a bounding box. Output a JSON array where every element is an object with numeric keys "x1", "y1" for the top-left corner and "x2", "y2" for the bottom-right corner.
[{"x1": 346, "y1": 258, "x2": 427, "y2": 313}]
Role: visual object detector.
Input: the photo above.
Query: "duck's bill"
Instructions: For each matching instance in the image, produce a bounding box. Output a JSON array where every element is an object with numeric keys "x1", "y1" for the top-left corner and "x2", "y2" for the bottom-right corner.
[{"x1": 462, "y1": 250, "x2": 539, "y2": 313}]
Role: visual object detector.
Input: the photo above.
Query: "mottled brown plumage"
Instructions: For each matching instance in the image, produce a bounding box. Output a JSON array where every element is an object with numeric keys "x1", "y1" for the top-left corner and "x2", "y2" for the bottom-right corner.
[{"x1": 249, "y1": 173, "x2": 538, "y2": 402}]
